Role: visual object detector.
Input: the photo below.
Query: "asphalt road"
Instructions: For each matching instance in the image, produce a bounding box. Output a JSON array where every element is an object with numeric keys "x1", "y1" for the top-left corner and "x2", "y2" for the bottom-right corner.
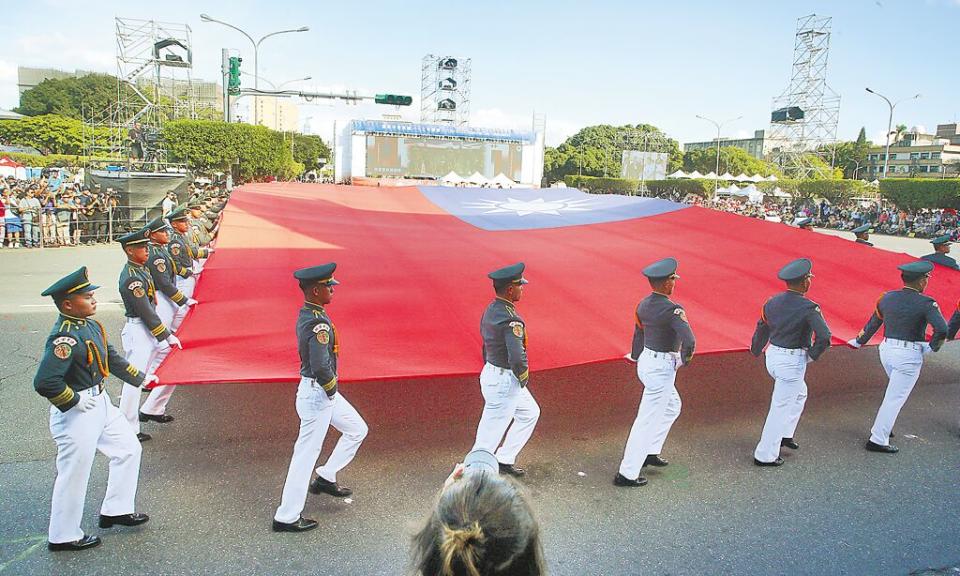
[{"x1": 1, "y1": 236, "x2": 958, "y2": 576}]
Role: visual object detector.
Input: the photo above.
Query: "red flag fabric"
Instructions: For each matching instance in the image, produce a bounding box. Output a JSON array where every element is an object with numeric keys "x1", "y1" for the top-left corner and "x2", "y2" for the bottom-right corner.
[{"x1": 156, "y1": 183, "x2": 960, "y2": 385}]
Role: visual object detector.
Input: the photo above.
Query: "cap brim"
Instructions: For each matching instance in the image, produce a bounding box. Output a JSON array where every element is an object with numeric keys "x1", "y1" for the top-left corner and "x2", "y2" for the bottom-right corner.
[{"x1": 325, "y1": 279, "x2": 340, "y2": 286}]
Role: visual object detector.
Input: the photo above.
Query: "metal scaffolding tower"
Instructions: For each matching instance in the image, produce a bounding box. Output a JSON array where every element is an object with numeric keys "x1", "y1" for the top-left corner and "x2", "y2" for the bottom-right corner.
[
  {"x1": 84, "y1": 18, "x2": 212, "y2": 165},
  {"x1": 420, "y1": 54, "x2": 471, "y2": 126},
  {"x1": 767, "y1": 14, "x2": 841, "y2": 179}
]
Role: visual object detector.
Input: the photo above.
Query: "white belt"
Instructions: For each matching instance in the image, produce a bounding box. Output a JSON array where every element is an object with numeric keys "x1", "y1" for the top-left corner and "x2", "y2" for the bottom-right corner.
[
  {"x1": 126, "y1": 318, "x2": 144, "y2": 325},
  {"x1": 484, "y1": 362, "x2": 510, "y2": 375},
  {"x1": 641, "y1": 348, "x2": 680, "y2": 359},
  {"x1": 768, "y1": 345, "x2": 807, "y2": 356},
  {"x1": 883, "y1": 338, "x2": 924, "y2": 351},
  {"x1": 79, "y1": 385, "x2": 104, "y2": 397}
]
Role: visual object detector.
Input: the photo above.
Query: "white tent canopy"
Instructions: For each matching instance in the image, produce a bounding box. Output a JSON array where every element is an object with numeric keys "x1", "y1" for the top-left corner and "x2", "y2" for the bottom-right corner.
[
  {"x1": 490, "y1": 173, "x2": 516, "y2": 188},
  {"x1": 440, "y1": 171, "x2": 466, "y2": 184},
  {"x1": 771, "y1": 187, "x2": 791, "y2": 198},
  {"x1": 734, "y1": 173, "x2": 749, "y2": 182},
  {"x1": 703, "y1": 171, "x2": 718, "y2": 180},
  {"x1": 466, "y1": 171, "x2": 489, "y2": 185},
  {"x1": 719, "y1": 172, "x2": 735, "y2": 181},
  {"x1": 765, "y1": 174, "x2": 779, "y2": 182},
  {"x1": 687, "y1": 170, "x2": 703, "y2": 179},
  {"x1": 747, "y1": 174, "x2": 764, "y2": 183},
  {"x1": 667, "y1": 170, "x2": 687, "y2": 179}
]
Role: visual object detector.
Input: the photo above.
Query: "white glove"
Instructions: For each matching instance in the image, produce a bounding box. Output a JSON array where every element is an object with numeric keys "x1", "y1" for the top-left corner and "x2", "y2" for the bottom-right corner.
[
  {"x1": 186, "y1": 298, "x2": 198, "y2": 307},
  {"x1": 166, "y1": 334, "x2": 183, "y2": 350},
  {"x1": 623, "y1": 352, "x2": 637, "y2": 363},
  {"x1": 921, "y1": 342, "x2": 933, "y2": 356},
  {"x1": 806, "y1": 353, "x2": 815, "y2": 364},
  {"x1": 144, "y1": 374, "x2": 160, "y2": 387},
  {"x1": 846, "y1": 338, "x2": 861, "y2": 349},
  {"x1": 74, "y1": 394, "x2": 98, "y2": 413},
  {"x1": 207, "y1": 247, "x2": 216, "y2": 254}
]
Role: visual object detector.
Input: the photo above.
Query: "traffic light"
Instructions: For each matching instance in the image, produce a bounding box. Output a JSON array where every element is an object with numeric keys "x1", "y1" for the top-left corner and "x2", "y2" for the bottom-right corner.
[
  {"x1": 228, "y1": 56, "x2": 242, "y2": 96},
  {"x1": 375, "y1": 94, "x2": 412, "y2": 106}
]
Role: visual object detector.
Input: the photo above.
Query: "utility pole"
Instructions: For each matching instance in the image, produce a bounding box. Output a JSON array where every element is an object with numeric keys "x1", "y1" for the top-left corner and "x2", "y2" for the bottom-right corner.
[{"x1": 221, "y1": 49, "x2": 231, "y2": 122}]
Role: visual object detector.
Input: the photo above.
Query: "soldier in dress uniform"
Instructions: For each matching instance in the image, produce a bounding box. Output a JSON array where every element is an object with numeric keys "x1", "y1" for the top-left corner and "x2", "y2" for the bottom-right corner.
[
  {"x1": 116, "y1": 227, "x2": 183, "y2": 442},
  {"x1": 471, "y1": 262, "x2": 540, "y2": 478},
  {"x1": 750, "y1": 258, "x2": 832, "y2": 466},
  {"x1": 34, "y1": 267, "x2": 153, "y2": 551},
  {"x1": 847, "y1": 260, "x2": 947, "y2": 453},
  {"x1": 852, "y1": 224, "x2": 874, "y2": 246},
  {"x1": 165, "y1": 206, "x2": 198, "y2": 317},
  {"x1": 187, "y1": 198, "x2": 215, "y2": 274},
  {"x1": 273, "y1": 263, "x2": 368, "y2": 533},
  {"x1": 920, "y1": 235, "x2": 959, "y2": 270},
  {"x1": 139, "y1": 216, "x2": 197, "y2": 423},
  {"x1": 615, "y1": 257, "x2": 695, "y2": 487},
  {"x1": 796, "y1": 217, "x2": 814, "y2": 231}
]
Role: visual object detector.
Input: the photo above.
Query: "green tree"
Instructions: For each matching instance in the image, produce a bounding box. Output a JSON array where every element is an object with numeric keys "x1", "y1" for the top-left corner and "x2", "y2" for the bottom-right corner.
[
  {"x1": 162, "y1": 119, "x2": 301, "y2": 180},
  {"x1": 290, "y1": 133, "x2": 331, "y2": 172},
  {"x1": 0, "y1": 114, "x2": 110, "y2": 155},
  {"x1": 826, "y1": 135, "x2": 873, "y2": 179},
  {"x1": 856, "y1": 126, "x2": 868, "y2": 145},
  {"x1": 543, "y1": 124, "x2": 682, "y2": 184},
  {"x1": 682, "y1": 146, "x2": 782, "y2": 178},
  {"x1": 15, "y1": 74, "x2": 138, "y2": 119}
]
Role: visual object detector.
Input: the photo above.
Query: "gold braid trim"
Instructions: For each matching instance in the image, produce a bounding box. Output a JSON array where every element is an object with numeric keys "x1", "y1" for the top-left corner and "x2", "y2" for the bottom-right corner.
[
  {"x1": 50, "y1": 387, "x2": 75, "y2": 407},
  {"x1": 321, "y1": 377, "x2": 338, "y2": 392}
]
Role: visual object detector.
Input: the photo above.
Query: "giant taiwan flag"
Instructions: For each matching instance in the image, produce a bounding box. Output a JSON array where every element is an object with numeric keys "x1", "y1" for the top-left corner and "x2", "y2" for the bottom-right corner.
[{"x1": 156, "y1": 183, "x2": 960, "y2": 385}]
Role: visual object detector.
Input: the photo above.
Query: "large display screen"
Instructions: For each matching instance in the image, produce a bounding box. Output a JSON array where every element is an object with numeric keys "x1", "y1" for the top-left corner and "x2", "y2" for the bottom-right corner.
[
  {"x1": 620, "y1": 151, "x2": 668, "y2": 181},
  {"x1": 366, "y1": 135, "x2": 523, "y2": 181}
]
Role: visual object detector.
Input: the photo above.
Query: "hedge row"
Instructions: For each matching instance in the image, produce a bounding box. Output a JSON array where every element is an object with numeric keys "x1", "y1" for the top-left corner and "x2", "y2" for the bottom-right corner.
[{"x1": 879, "y1": 179, "x2": 960, "y2": 210}]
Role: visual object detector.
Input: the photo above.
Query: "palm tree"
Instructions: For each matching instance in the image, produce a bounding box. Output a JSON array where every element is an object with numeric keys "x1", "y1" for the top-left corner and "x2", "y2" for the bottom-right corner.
[{"x1": 890, "y1": 124, "x2": 908, "y2": 144}]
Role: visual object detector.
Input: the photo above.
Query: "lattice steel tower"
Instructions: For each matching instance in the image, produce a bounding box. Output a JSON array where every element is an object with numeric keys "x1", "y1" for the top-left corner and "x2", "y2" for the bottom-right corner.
[
  {"x1": 84, "y1": 18, "x2": 206, "y2": 164},
  {"x1": 767, "y1": 14, "x2": 840, "y2": 179},
  {"x1": 420, "y1": 54, "x2": 471, "y2": 126}
]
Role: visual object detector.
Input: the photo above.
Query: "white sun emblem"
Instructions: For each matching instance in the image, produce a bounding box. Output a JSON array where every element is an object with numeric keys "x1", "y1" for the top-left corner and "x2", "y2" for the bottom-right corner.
[{"x1": 463, "y1": 197, "x2": 594, "y2": 216}]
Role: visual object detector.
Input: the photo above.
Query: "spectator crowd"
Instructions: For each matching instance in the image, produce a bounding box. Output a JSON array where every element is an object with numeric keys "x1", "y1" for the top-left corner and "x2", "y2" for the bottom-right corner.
[{"x1": 680, "y1": 193, "x2": 960, "y2": 240}]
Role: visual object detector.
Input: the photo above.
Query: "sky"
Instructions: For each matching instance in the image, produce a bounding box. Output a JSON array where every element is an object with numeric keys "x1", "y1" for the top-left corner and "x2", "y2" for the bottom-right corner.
[{"x1": 1, "y1": 0, "x2": 958, "y2": 147}]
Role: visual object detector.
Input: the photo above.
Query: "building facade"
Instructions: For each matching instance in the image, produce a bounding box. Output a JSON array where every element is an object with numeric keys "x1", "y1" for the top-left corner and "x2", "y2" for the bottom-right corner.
[
  {"x1": 866, "y1": 124, "x2": 960, "y2": 178},
  {"x1": 253, "y1": 96, "x2": 300, "y2": 132},
  {"x1": 684, "y1": 129, "x2": 773, "y2": 160}
]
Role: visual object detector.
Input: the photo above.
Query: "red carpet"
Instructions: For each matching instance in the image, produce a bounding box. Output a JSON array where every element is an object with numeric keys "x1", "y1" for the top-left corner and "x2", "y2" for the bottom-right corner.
[{"x1": 156, "y1": 183, "x2": 960, "y2": 385}]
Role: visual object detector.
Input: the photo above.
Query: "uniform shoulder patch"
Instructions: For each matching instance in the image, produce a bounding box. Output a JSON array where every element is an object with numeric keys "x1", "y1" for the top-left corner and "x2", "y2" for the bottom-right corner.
[
  {"x1": 316, "y1": 331, "x2": 330, "y2": 344},
  {"x1": 53, "y1": 341, "x2": 73, "y2": 359},
  {"x1": 170, "y1": 244, "x2": 181, "y2": 256},
  {"x1": 53, "y1": 335, "x2": 78, "y2": 346},
  {"x1": 508, "y1": 320, "x2": 524, "y2": 338},
  {"x1": 673, "y1": 307, "x2": 688, "y2": 323},
  {"x1": 128, "y1": 280, "x2": 143, "y2": 290},
  {"x1": 312, "y1": 323, "x2": 330, "y2": 333}
]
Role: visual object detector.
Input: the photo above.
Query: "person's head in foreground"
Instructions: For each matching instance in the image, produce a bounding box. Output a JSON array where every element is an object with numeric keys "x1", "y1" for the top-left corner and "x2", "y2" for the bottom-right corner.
[{"x1": 411, "y1": 449, "x2": 546, "y2": 576}]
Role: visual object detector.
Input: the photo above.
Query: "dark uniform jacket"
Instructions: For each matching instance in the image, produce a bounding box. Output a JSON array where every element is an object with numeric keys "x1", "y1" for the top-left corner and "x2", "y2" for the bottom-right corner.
[
  {"x1": 947, "y1": 300, "x2": 960, "y2": 339},
  {"x1": 750, "y1": 290, "x2": 832, "y2": 360},
  {"x1": 298, "y1": 302, "x2": 339, "y2": 396},
  {"x1": 855, "y1": 287, "x2": 948, "y2": 350},
  {"x1": 34, "y1": 315, "x2": 145, "y2": 412},
  {"x1": 147, "y1": 243, "x2": 186, "y2": 305},
  {"x1": 481, "y1": 297, "x2": 529, "y2": 386},
  {"x1": 119, "y1": 261, "x2": 171, "y2": 341},
  {"x1": 631, "y1": 292, "x2": 696, "y2": 365},
  {"x1": 189, "y1": 217, "x2": 212, "y2": 247},
  {"x1": 921, "y1": 252, "x2": 960, "y2": 270},
  {"x1": 166, "y1": 231, "x2": 194, "y2": 279}
]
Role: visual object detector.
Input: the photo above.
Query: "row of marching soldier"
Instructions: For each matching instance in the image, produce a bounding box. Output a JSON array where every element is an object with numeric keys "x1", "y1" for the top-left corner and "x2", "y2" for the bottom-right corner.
[{"x1": 32, "y1": 190, "x2": 225, "y2": 550}]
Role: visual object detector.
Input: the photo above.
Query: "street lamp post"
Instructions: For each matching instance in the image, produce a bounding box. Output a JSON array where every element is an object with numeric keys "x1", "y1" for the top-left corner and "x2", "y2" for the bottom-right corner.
[
  {"x1": 865, "y1": 88, "x2": 920, "y2": 179},
  {"x1": 696, "y1": 114, "x2": 742, "y2": 196},
  {"x1": 200, "y1": 14, "x2": 309, "y2": 125}
]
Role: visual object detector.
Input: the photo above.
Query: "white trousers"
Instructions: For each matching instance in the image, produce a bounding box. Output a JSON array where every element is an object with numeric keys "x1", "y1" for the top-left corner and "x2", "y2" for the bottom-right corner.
[
  {"x1": 119, "y1": 319, "x2": 162, "y2": 434},
  {"x1": 619, "y1": 349, "x2": 682, "y2": 479},
  {"x1": 274, "y1": 378, "x2": 368, "y2": 523},
  {"x1": 173, "y1": 276, "x2": 195, "y2": 331},
  {"x1": 870, "y1": 340, "x2": 924, "y2": 445},
  {"x1": 139, "y1": 294, "x2": 179, "y2": 416},
  {"x1": 471, "y1": 363, "x2": 541, "y2": 466},
  {"x1": 754, "y1": 346, "x2": 809, "y2": 462},
  {"x1": 48, "y1": 389, "x2": 141, "y2": 544}
]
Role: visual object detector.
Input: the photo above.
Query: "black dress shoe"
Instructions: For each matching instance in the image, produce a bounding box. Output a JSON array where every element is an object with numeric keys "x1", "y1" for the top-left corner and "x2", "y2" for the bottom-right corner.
[
  {"x1": 99, "y1": 512, "x2": 149, "y2": 528},
  {"x1": 136, "y1": 432, "x2": 152, "y2": 442},
  {"x1": 865, "y1": 440, "x2": 899, "y2": 453},
  {"x1": 48, "y1": 534, "x2": 101, "y2": 551},
  {"x1": 754, "y1": 457, "x2": 785, "y2": 467},
  {"x1": 613, "y1": 472, "x2": 648, "y2": 487},
  {"x1": 643, "y1": 454, "x2": 669, "y2": 467},
  {"x1": 272, "y1": 517, "x2": 318, "y2": 533},
  {"x1": 889, "y1": 431, "x2": 896, "y2": 438},
  {"x1": 139, "y1": 412, "x2": 174, "y2": 423},
  {"x1": 309, "y1": 476, "x2": 353, "y2": 497},
  {"x1": 498, "y1": 463, "x2": 526, "y2": 477},
  {"x1": 781, "y1": 438, "x2": 800, "y2": 450}
]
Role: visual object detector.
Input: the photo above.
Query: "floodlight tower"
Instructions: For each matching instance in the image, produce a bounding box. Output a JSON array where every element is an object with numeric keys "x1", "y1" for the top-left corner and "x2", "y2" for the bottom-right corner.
[
  {"x1": 420, "y1": 54, "x2": 471, "y2": 126},
  {"x1": 767, "y1": 14, "x2": 841, "y2": 179}
]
